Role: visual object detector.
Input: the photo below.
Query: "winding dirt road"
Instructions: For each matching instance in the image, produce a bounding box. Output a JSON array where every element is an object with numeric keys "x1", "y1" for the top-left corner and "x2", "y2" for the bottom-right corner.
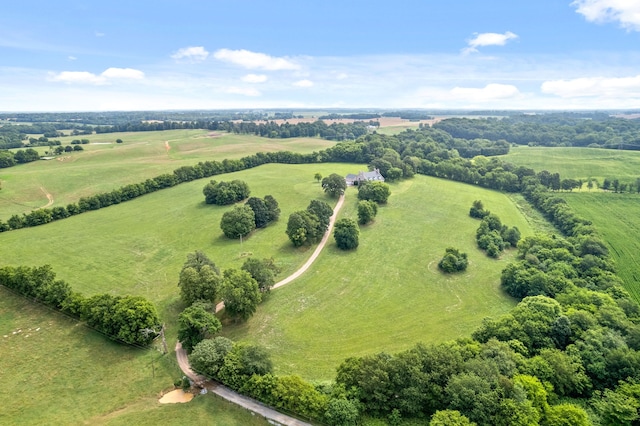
[
  {"x1": 214, "y1": 193, "x2": 345, "y2": 313},
  {"x1": 178, "y1": 194, "x2": 346, "y2": 424}
]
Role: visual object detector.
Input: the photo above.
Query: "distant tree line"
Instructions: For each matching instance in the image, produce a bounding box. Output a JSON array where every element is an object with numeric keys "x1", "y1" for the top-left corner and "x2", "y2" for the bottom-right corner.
[
  {"x1": 433, "y1": 113, "x2": 640, "y2": 150},
  {"x1": 0, "y1": 148, "x2": 40, "y2": 169},
  {"x1": 0, "y1": 265, "x2": 160, "y2": 346}
]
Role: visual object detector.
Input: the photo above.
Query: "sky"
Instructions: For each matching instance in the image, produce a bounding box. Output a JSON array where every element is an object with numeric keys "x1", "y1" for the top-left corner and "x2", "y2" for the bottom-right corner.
[{"x1": 1, "y1": 0, "x2": 640, "y2": 112}]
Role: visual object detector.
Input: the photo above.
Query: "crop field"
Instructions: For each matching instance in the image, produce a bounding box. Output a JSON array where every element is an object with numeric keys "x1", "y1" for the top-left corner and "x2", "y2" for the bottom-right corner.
[
  {"x1": 564, "y1": 192, "x2": 640, "y2": 301},
  {"x1": 0, "y1": 286, "x2": 271, "y2": 425},
  {"x1": 0, "y1": 129, "x2": 336, "y2": 218},
  {"x1": 502, "y1": 146, "x2": 640, "y2": 184}
]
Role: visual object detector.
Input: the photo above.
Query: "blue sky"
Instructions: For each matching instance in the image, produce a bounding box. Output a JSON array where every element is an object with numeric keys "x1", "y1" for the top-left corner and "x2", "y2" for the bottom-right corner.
[{"x1": 1, "y1": 0, "x2": 640, "y2": 111}]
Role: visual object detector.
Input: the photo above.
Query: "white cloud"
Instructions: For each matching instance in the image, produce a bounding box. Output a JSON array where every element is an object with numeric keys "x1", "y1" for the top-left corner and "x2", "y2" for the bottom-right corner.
[
  {"x1": 214, "y1": 48, "x2": 300, "y2": 70},
  {"x1": 462, "y1": 31, "x2": 518, "y2": 54},
  {"x1": 171, "y1": 46, "x2": 210, "y2": 62},
  {"x1": 225, "y1": 86, "x2": 261, "y2": 96},
  {"x1": 572, "y1": 0, "x2": 640, "y2": 31},
  {"x1": 541, "y1": 75, "x2": 640, "y2": 97},
  {"x1": 293, "y1": 79, "x2": 314, "y2": 88},
  {"x1": 450, "y1": 83, "x2": 521, "y2": 101},
  {"x1": 50, "y1": 67, "x2": 145, "y2": 85},
  {"x1": 95, "y1": 32, "x2": 105, "y2": 37},
  {"x1": 242, "y1": 74, "x2": 268, "y2": 83},
  {"x1": 101, "y1": 67, "x2": 145, "y2": 80},
  {"x1": 68, "y1": 56, "x2": 77, "y2": 61}
]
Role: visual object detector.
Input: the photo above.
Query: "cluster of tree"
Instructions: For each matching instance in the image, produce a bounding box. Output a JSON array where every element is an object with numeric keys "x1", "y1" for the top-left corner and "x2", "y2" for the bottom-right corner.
[
  {"x1": 286, "y1": 200, "x2": 333, "y2": 247},
  {"x1": 438, "y1": 247, "x2": 469, "y2": 273},
  {"x1": 244, "y1": 195, "x2": 280, "y2": 228},
  {"x1": 51, "y1": 145, "x2": 84, "y2": 155},
  {"x1": 190, "y1": 336, "x2": 358, "y2": 424},
  {"x1": 223, "y1": 120, "x2": 372, "y2": 141},
  {"x1": 357, "y1": 181, "x2": 391, "y2": 204},
  {"x1": 382, "y1": 111, "x2": 433, "y2": 120},
  {"x1": 0, "y1": 148, "x2": 39, "y2": 169},
  {"x1": 70, "y1": 139, "x2": 90, "y2": 145},
  {"x1": 469, "y1": 199, "x2": 490, "y2": 219},
  {"x1": 475, "y1": 212, "x2": 521, "y2": 258},
  {"x1": 0, "y1": 265, "x2": 160, "y2": 346},
  {"x1": 27, "y1": 136, "x2": 61, "y2": 147},
  {"x1": 433, "y1": 113, "x2": 640, "y2": 150},
  {"x1": 220, "y1": 195, "x2": 280, "y2": 239},
  {"x1": 177, "y1": 251, "x2": 277, "y2": 327},
  {"x1": 203, "y1": 180, "x2": 250, "y2": 205},
  {"x1": 601, "y1": 177, "x2": 640, "y2": 193}
]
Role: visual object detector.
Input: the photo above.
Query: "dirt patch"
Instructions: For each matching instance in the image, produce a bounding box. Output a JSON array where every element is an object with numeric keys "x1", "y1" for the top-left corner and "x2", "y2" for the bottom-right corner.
[
  {"x1": 158, "y1": 389, "x2": 194, "y2": 404},
  {"x1": 39, "y1": 186, "x2": 54, "y2": 209},
  {"x1": 207, "y1": 132, "x2": 223, "y2": 138}
]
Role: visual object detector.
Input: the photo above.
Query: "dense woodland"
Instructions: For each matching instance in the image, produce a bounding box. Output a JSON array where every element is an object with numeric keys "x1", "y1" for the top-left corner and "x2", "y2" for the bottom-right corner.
[{"x1": 3, "y1": 112, "x2": 640, "y2": 424}]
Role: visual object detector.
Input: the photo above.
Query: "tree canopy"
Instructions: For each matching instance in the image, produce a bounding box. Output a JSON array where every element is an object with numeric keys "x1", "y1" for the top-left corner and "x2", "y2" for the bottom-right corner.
[
  {"x1": 220, "y1": 205, "x2": 256, "y2": 239},
  {"x1": 322, "y1": 173, "x2": 347, "y2": 197}
]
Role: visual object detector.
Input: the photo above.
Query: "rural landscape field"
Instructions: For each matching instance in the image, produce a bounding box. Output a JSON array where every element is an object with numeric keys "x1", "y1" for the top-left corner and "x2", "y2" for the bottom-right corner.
[{"x1": 3, "y1": 109, "x2": 640, "y2": 425}]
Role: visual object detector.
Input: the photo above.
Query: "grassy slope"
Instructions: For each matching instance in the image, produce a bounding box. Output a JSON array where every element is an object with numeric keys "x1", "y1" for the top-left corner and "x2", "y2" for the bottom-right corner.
[
  {"x1": 564, "y1": 192, "x2": 640, "y2": 302},
  {"x1": 501, "y1": 146, "x2": 640, "y2": 183},
  {"x1": 222, "y1": 175, "x2": 533, "y2": 379},
  {"x1": 0, "y1": 166, "x2": 533, "y2": 383},
  {"x1": 0, "y1": 287, "x2": 269, "y2": 425},
  {"x1": 0, "y1": 130, "x2": 335, "y2": 218}
]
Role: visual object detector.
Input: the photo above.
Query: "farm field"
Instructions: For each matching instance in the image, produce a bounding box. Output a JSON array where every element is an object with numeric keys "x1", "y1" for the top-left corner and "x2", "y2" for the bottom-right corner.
[
  {"x1": 0, "y1": 129, "x2": 336, "y2": 218},
  {"x1": 564, "y1": 192, "x2": 640, "y2": 302},
  {"x1": 0, "y1": 286, "x2": 270, "y2": 425},
  {"x1": 501, "y1": 146, "x2": 640, "y2": 184}
]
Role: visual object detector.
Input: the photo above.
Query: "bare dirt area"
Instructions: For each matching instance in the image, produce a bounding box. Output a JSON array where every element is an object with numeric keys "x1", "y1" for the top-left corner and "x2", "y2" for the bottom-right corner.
[
  {"x1": 158, "y1": 389, "x2": 194, "y2": 404},
  {"x1": 39, "y1": 186, "x2": 54, "y2": 208}
]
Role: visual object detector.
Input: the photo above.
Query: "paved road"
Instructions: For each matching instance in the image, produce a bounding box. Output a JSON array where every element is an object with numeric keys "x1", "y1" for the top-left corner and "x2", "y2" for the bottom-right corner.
[
  {"x1": 175, "y1": 342, "x2": 312, "y2": 426},
  {"x1": 179, "y1": 194, "x2": 346, "y2": 424}
]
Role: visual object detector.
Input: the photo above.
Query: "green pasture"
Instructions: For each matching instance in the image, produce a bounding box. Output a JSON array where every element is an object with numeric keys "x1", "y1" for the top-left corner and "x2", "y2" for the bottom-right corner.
[
  {"x1": 501, "y1": 146, "x2": 640, "y2": 184},
  {"x1": 0, "y1": 164, "x2": 534, "y2": 382},
  {"x1": 564, "y1": 192, "x2": 640, "y2": 302},
  {"x1": 0, "y1": 286, "x2": 269, "y2": 425},
  {"x1": 374, "y1": 123, "x2": 421, "y2": 135},
  {"x1": 222, "y1": 175, "x2": 533, "y2": 379},
  {"x1": 0, "y1": 130, "x2": 335, "y2": 218}
]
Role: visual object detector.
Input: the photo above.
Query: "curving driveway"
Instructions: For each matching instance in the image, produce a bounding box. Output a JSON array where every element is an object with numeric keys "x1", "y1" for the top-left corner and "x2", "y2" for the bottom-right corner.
[{"x1": 178, "y1": 194, "x2": 346, "y2": 425}]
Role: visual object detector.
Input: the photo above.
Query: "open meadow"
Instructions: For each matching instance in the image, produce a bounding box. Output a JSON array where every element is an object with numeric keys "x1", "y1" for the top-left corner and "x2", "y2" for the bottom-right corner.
[
  {"x1": 502, "y1": 146, "x2": 640, "y2": 184},
  {"x1": 564, "y1": 192, "x2": 640, "y2": 302},
  {"x1": 0, "y1": 129, "x2": 335, "y2": 218},
  {"x1": 0, "y1": 287, "x2": 270, "y2": 425}
]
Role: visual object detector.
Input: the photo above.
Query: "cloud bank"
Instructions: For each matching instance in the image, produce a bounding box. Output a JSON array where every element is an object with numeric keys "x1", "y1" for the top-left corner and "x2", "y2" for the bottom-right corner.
[
  {"x1": 572, "y1": 0, "x2": 640, "y2": 31},
  {"x1": 214, "y1": 49, "x2": 300, "y2": 70}
]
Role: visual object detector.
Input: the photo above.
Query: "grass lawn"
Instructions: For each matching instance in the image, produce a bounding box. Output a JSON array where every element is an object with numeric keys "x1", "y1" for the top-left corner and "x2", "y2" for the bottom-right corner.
[
  {"x1": 501, "y1": 146, "x2": 640, "y2": 184},
  {"x1": 0, "y1": 130, "x2": 336, "y2": 218},
  {"x1": 221, "y1": 175, "x2": 534, "y2": 380},
  {"x1": 564, "y1": 192, "x2": 640, "y2": 302}
]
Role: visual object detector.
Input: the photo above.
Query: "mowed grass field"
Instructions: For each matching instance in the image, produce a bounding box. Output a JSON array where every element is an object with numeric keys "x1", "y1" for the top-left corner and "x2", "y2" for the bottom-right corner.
[
  {"x1": 1, "y1": 163, "x2": 533, "y2": 382},
  {"x1": 502, "y1": 146, "x2": 640, "y2": 183},
  {"x1": 0, "y1": 287, "x2": 270, "y2": 425},
  {"x1": 0, "y1": 129, "x2": 336, "y2": 218},
  {"x1": 222, "y1": 176, "x2": 533, "y2": 379},
  {"x1": 564, "y1": 193, "x2": 640, "y2": 302}
]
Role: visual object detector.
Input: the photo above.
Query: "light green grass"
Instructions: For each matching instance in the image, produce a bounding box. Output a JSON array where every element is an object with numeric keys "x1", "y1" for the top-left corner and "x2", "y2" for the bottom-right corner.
[
  {"x1": 501, "y1": 146, "x2": 640, "y2": 184},
  {"x1": 0, "y1": 130, "x2": 335, "y2": 218},
  {"x1": 221, "y1": 175, "x2": 534, "y2": 379},
  {"x1": 0, "y1": 286, "x2": 270, "y2": 425},
  {"x1": 0, "y1": 167, "x2": 535, "y2": 381},
  {"x1": 374, "y1": 124, "x2": 421, "y2": 135},
  {"x1": 564, "y1": 192, "x2": 640, "y2": 302}
]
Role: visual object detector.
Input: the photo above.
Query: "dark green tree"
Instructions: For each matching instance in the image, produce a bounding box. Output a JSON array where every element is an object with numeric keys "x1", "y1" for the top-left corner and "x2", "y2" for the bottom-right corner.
[
  {"x1": 178, "y1": 252, "x2": 221, "y2": 305},
  {"x1": 189, "y1": 336, "x2": 234, "y2": 377},
  {"x1": 220, "y1": 205, "x2": 255, "y2": 239},
  {"x1": 286, "y1": 210, "x2": 321, "y2": 247},
  {"x1": 438, "y1": 248, "x2": 469, "y2": 273},
  {"x1": 358, "y1": 181, "x2": 391, "y2": 204},
  {"x1": 220, "y1": 269, "x2": 262, "y2": 320},
  {"x1": 357, "y1": 200, "x2": 378, "y2": 225},
  {"x1": 241, "y1": 257, "x2": 281, "y2": 292},
  {"x1": 334, "y1": 218, "x2": 359, "y2": 250},
  {"x1": 322, "y1": 173, "x2": 347, "y2": 197},
  {"x1": 177, "y1": 301, "x2": 221, "y2": 352},
  {"x1": 245, "y1": 197, "x2": 270, "y2": 228}
]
